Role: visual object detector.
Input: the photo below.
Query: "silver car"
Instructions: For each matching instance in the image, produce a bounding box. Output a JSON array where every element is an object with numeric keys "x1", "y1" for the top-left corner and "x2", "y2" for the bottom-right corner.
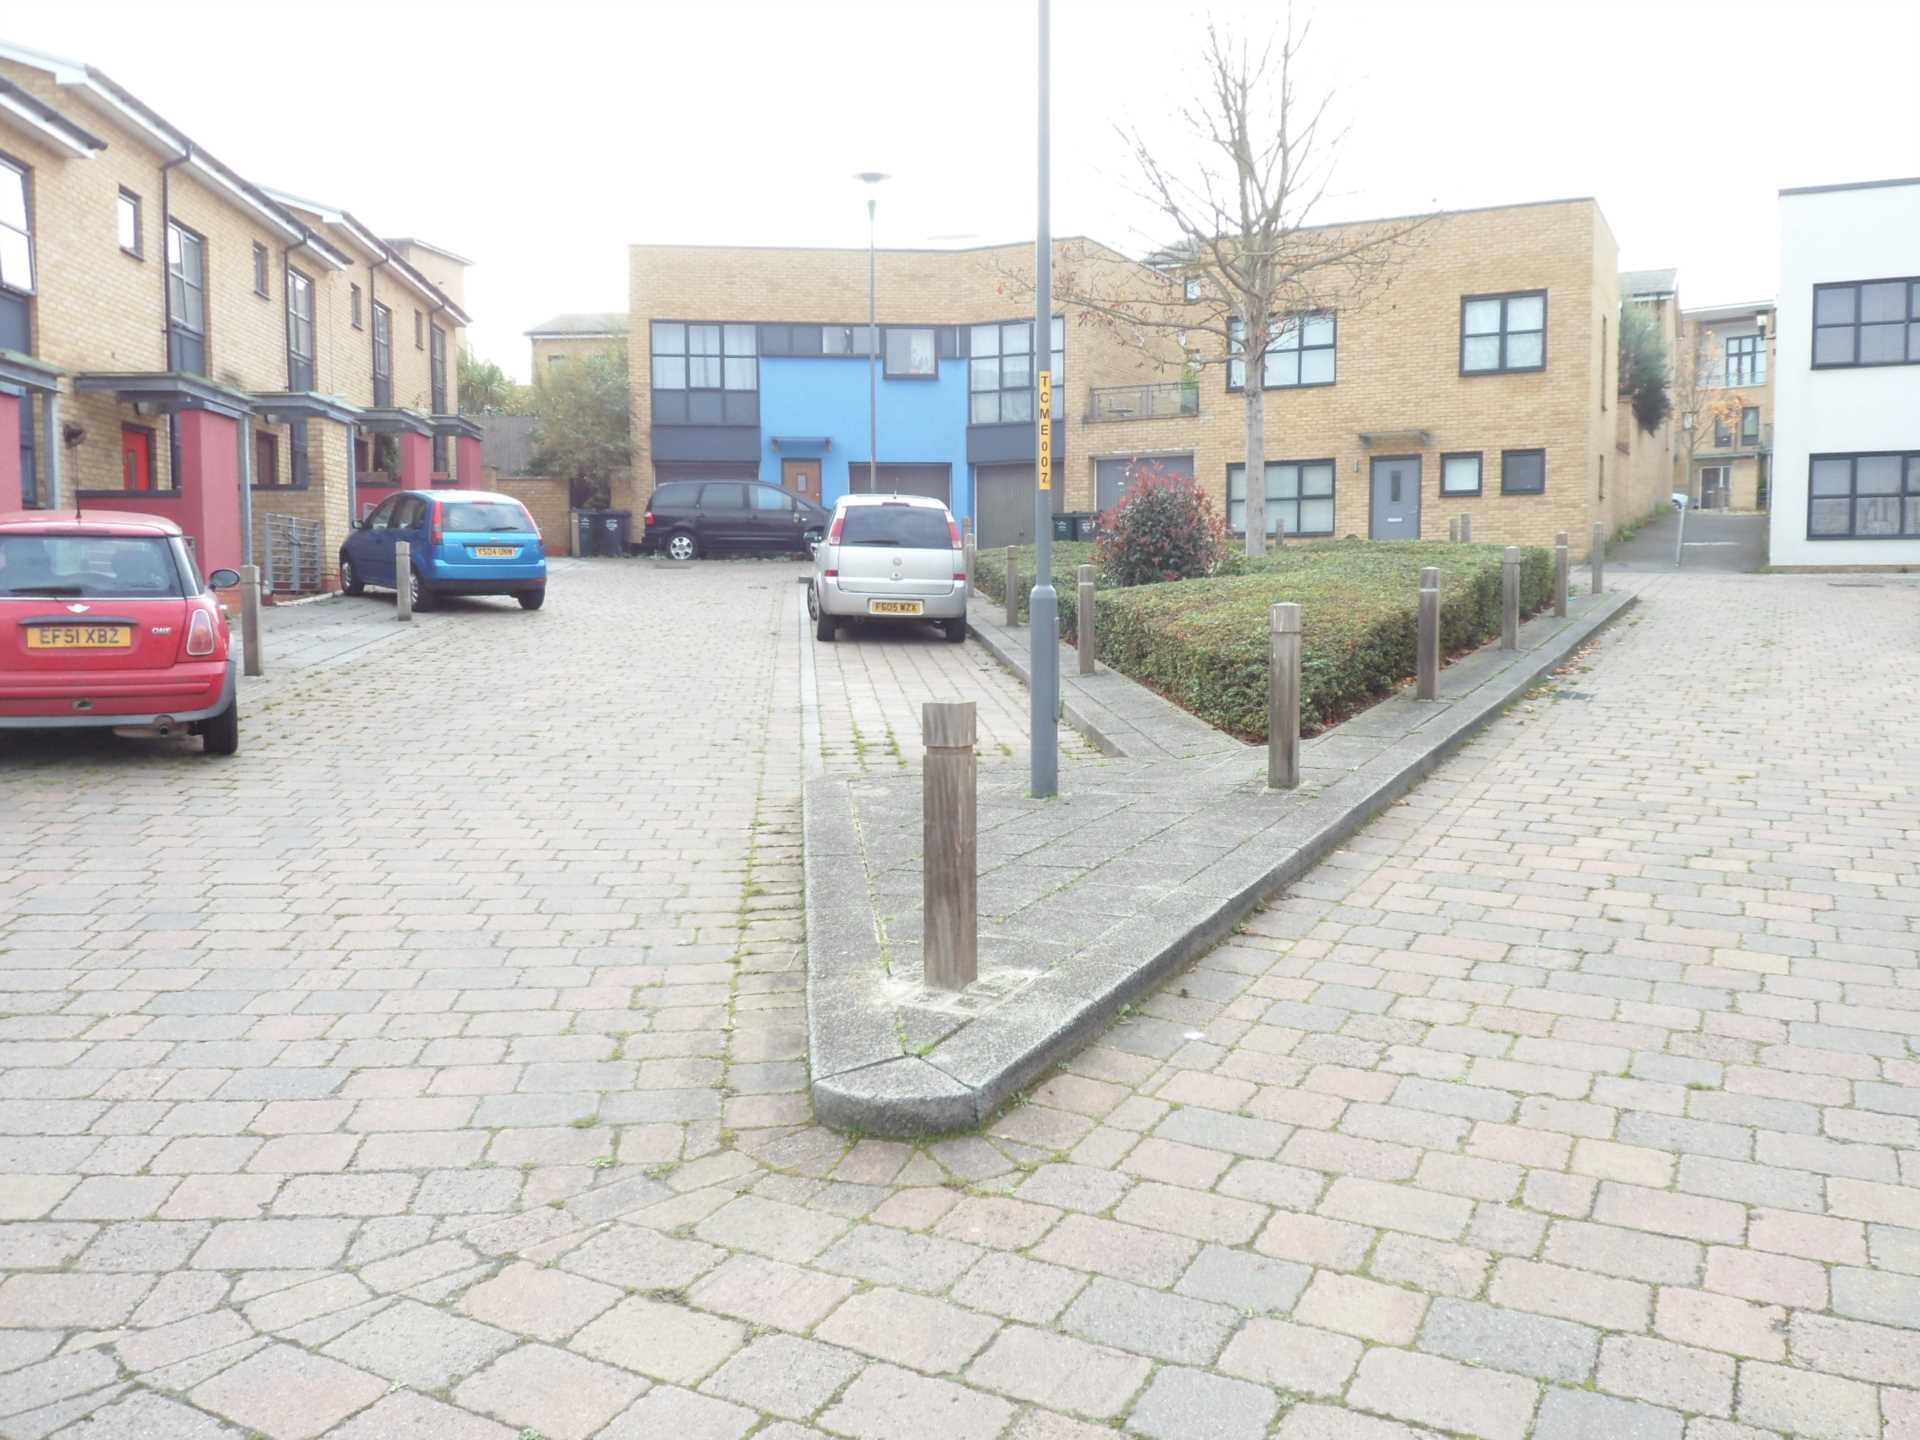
[{"x1": 810, "y1": 494, "x2": 968, "y2": 644}]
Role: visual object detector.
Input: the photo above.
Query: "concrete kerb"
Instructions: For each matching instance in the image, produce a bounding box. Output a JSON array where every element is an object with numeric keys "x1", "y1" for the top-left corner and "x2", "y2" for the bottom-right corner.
[{"x1": 803, "y1": 587, "x2": 1640, "y2": 1136}]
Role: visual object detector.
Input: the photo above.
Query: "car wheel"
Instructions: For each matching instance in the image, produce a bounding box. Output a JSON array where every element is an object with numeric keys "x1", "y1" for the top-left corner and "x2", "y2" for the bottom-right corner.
[
  {"x1": 409, "y1": 568, "x2": 438, "y2": 612},
  {"x1": 199, "y1": 700, "x2": 239, "y2": 757},
  {"x1": 666, "y1": 530, "x2": 698, "y2": 562},
  {"x1": 518, "y1": 588, "x2": 546, "y2": 611},
  {"x1": 943, "y1": 618, "x2": 967, "y2": 644},
  {"x1": 340, "y1": 556, "x2": 365, "y2": 595}
]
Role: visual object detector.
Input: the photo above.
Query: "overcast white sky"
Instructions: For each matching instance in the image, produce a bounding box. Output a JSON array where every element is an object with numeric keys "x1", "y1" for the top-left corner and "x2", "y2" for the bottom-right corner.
[{"x1": 11, "y1": 0, "x2": 1917, "y2": 378}]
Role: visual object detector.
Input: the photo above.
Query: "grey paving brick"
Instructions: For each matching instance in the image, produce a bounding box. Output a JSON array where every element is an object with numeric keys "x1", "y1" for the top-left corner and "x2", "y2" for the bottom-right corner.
[
  {"x1": 571, "y1": 1296, "x2": 745, "y2": 1384},
  {"x1": 1534, "y1": 1387, "x2": 1684, "y2": 1440},
  {"x1": 1345, "y1": 1346, "x2": 1538, "y2": 1440},
  {"x1": 319, "y1": 1298, "x2": 515, "y2": 1389},
  {"x1": 188, "y1": 1343, "x2": 387, "y2": 1440},
  {"x1": 816, "y1": 1286, "x2": 1001, "y2": 1373},
  {"x1": 1175, "y1": 1243, "x2": 1311, "y2": 1313},
  {"x1": 1737, "y1": 1360, "x2": 1879, "y2": 1440},
  {"x1": 699, "y1": 1333, "x2": 862, "y2": 1420},
  {"x1": 451, "y1": 1343, "x2": 649, "y2": 1440},
  {"x1": 1217, "y1": 1316, "x2": 1363, "y2": 1396},
  {"x1": 1599, "y1": 1334, "x2": 1735, "y2": 1417},
  {"x1": 1058, "y1": 1275, "x2": 1235, "y2": 1364},
  {"x1": 949, "y1": 1251, "x2": 1087, "y2": 1324},
  {"x1": 817, "y1": 1363, "x2": 1014, "y2": 1440},
  {"x1": 1419, "y1": 1296, "x2": 1599, "y2": 1381},
  {"x1": 964, "y1": 1325, "x2": 1152, "y2": 1419},
  {"x1": 1126, "y1": 1366, "x2": 1277, "y2": 1440}
]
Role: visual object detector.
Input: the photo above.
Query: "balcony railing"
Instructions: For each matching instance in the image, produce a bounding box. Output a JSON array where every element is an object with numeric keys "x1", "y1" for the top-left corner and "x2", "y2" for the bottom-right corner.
[{"x1": 1085, "y1": 381, "x2": 1199, "y2": 422}]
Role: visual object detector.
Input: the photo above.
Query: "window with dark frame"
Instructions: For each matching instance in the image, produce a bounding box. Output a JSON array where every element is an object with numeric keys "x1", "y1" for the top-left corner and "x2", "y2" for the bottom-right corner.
[
  {"x1": 1227, "y1": 312, "x2": 1335, "y2": 390},
  {"x1": 1440, "y1": 452, "x2": 1483, "y2": 496},
  {"x1": 18, "y1": 393, "x2": 37, "y2": 507},
  {"x1": 252, "y1": 242, "x2": 268, "y2": 298},
  {"x1": 1741, "y1": 406, "x2": 1760, "y2": 444},
  {"x1": 165, "y1": 221, "x2": 207, "y2": 375},
  {"x1": 254, "y1": 429, "x2": 279, "y2": 488},
  {"x1": 1501, "y1": 449, "x2": 1546, "y2": 495},
  {"x1": 1714, "y1": 415, "x2": 1731, "y2": 447},
  {"x1": 649, "y1": 322, "x2": 757, "y2": 391},
  {"x1": 1807, "y1": 452, "x2": 1920, "y2": 540},
  {"x1": 1225, "y1": 459, "x2": 1336, "y2": 537},
  {"x1": 1812, "y1": 280, "x2": 1920, "y2": 368},
  {"x1": 289, "y1": 420, "x2": 309, "y2": 490},
  {"x1": 1725, "y1": 332, "x2": 1766, "y2": 385},
  {"x1": 884, "y1": 326, "x2": 937, "y2": 379},
  {"x1": 1461, "y1": 290, "x2": 1547, "y2": 373},
  {"x1": 968, "y1": 318, "x2": 1064, "y2": 424},
  {"x1": 350, "y1": 284, "x2": 363, "y2": 329},
  {"x1": 1184, "y1": 276, "x2": 1202, "y2": 303},
  {"x1": 430, "y1": 325, "x2": 448, "y2": 472},
  {"x1": 372, "y1": 303, "x2": 393, "y2": 407},
  {"x1": 286, "y1": 266, "x2": 315, "y2": 391},
  {"x1": 116, "y1": 188, "x2": 141, "y2": 257},
  {"x1": 0, "y1": 156, "x2": 33, "y2": 308},
  {"x1": 821, "y1": 325, "x2": 875, "y2": 357}
]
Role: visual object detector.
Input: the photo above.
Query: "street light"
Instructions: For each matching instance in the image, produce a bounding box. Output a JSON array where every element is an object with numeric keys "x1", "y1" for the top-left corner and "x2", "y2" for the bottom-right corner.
[
  {"x1": 855, "y1": 172, "x2": 889, "y2": 495},
  {"x1": 1028, "y1": 0, "x2": 1059, "y2": 798}
]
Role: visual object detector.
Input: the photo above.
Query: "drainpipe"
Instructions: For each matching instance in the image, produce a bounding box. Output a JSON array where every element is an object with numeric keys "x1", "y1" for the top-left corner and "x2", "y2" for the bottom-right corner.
[{"x1": 158, "y1": 146, "x2": 190, "y2": 369}]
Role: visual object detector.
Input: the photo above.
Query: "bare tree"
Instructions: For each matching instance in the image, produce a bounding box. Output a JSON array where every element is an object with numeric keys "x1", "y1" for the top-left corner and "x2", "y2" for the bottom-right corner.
[
  {"x1": 1021, "y1": 12, "x2": 1430, "y2": 554},
  {"x1": 1671, "y1": 322, "x2": 1748, "y2": 505}
]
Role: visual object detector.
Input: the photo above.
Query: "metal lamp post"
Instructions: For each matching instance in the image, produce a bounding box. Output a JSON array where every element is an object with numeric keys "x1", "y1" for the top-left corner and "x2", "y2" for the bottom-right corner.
[
  {"x1": 855, "y1": 172, "x2": 888, "y2": 494},
  {"x1": 1028, "y1": 0, "x2": 1059, "y2": 798}
]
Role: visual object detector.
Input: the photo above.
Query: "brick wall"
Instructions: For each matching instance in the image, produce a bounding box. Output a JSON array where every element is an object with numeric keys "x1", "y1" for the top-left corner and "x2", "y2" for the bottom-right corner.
[
  {"x1": 1681, "y1": 313, "x2": 1775, "y2": 511},
  {"x1": 493, "y1": 475, "x2": 572, "y2": 554},
  {"x1": 628, "y1": 200, "x2": 1620, "y2": 555},
  {"x1": 531, "y1": 334, "x2": 623, "y2": 385}
]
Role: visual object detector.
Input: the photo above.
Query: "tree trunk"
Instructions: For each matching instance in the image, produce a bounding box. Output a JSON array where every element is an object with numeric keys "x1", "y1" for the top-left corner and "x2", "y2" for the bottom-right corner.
[{"x1": 1244, "y1": 346, "x2": 1268, "y2": 557}]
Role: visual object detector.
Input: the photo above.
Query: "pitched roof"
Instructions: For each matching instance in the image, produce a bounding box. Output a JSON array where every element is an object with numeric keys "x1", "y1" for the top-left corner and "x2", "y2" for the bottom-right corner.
[
  {"x1": 526, "y1": 312, "x2": 628, "y2": 338},
  {"x1": 1621, "y1": 268, "x2": 1678, "y2": 298}
]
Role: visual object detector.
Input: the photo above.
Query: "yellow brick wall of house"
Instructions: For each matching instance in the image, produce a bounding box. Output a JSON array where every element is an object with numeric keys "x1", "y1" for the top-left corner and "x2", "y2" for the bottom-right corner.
[
  {"x1": 1682, "y1": 313, "x2": 1775, "y2": 512},
  {"x1": 531, "y1": 334, "x2": 624, "y2": 385},
  {"x1": 1614, "y1": 293, "x2": 1683, "y2": 530},
  {"x1": 629, "y1": 201, "x2": 1618, "y2": 556},
  {"x1": 492, "y1": 475, "x2": 572, "y2": 552}
]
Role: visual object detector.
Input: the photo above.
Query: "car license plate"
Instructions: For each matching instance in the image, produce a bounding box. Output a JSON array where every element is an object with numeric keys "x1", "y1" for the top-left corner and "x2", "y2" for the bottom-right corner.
[
  {"x1": 28, "y1": 625, "x2": 133, "y2": 650},
  {"x1": 473, "y1": 546, "x2": 517, "y2": 557},
  {"x1": 868, "y1": 599, "x2": 923, "y2": 616}
]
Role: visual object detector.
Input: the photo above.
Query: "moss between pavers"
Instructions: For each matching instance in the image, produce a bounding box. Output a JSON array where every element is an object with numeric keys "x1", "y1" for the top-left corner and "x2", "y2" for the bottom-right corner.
[{"x1": 973, "y1": 539, "x2": 1552, "y2": 740}]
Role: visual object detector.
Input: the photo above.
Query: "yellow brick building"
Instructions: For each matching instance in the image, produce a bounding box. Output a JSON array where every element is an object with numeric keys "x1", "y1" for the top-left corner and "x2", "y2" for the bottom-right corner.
[
  {"x1": 627, "y1": 198, "x2": 1655, "y2": 558},
  {"x1": 0, "y1": 40, "x2": 477, "y2": 590},
  {"x1": 527, "y1": 312, "x2": 627, "y2": 385},
  {"x1": 1677, "y1": 301, "x2": 1776, "y2": 512}
]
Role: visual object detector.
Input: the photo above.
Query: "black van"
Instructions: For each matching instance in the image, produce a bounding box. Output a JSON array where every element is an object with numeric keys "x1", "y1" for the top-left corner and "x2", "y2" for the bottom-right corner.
[{"x1": 640, "y1": 480, "x2": 829, "y2": 561}]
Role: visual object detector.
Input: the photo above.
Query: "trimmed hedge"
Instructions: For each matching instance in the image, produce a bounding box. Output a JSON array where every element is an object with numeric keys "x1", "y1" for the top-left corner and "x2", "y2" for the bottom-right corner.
[{"x1": 973, "y1": 540, "x2": 1553, "y2": 740}]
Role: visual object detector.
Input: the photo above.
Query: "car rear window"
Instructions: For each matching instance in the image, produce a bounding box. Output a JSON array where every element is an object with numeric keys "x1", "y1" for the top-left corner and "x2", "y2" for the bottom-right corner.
[
  {"x1": 0, "y1": 535, "x2": 186, "y2": 598},
  {"x1": 651, "y1": 484, "x2": 696, "y2": 510},
  {"x1": 443, "y1": 502, "x2": 534, "y2": 533},
  {"x1": 839, "y1": 506, "x2": 952, "y2": 549}
]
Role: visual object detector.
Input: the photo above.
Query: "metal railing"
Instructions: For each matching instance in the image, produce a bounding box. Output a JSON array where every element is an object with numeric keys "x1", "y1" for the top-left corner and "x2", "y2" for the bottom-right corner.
[
  {"x1": 1085, "y1": 381, "x2": 1199, "y2": 422},
  {"x1": 262, "y1": 512, "x2": 323, "y2": 595}
]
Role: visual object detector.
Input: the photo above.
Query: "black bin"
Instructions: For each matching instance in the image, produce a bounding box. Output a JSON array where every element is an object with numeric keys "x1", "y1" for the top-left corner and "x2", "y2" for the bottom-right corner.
[
  {"x1": 598, "y1": 510, "x2": 632, "y2": 556},
  {"x1": 1051, "y1": 514, "x2": 1076, "y2": 542}
]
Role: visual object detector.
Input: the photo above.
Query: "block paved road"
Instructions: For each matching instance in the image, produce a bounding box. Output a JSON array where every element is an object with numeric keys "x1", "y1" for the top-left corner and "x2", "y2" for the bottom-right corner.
[{"x1": 1, "y1": 558, "x2": 1917, "y2": 1440}]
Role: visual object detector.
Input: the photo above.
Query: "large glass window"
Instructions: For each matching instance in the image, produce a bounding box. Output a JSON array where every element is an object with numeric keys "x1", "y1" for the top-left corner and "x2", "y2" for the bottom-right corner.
[
  {"x1": 372, "y1": 304, "x2": 393, "y2": 407},
  {"x1": 166, "y1": 221, "x2": 206, "y2": 375},
  {"x1": 1461, "y1": 290, "x2": 1546, "y2": 373},
  {"x1": 1225, "y1": 459, "x2": 1335, "y2": 536},
  {"x1": 1228, "y1": 312, "x2": 1335, "y2": 389},
  {"x1": 0, "y1": 157, "x2": 32, "y2": 298},
  {"x1": 430, "y1": 324, "x2": 449, "y2": 471},
  {"x1": 1812, "y1": 280, "x2": 1920, "y2": 368},
  {"x1": 968, "y1": 317, "x2": 1064, "y2": 424},
  {"x1": 287, "y1": 267, "x2": 315, "y2": 390},
  {"x1": 884, "y1": 327, "x2": 937, "y2": 378},
  {"x1": 1808, "y1": 453, "x2": 1920, "y2": 540},
  {"x1": 1741, "y1": 406, "x2": 1760, "y2": 445},
  {"x1": 1725, "y1": 333, "x2": 1766, "y2": 385},
  {"x1": 651, "y1": 322, "x2": 757, "y2": 390}
]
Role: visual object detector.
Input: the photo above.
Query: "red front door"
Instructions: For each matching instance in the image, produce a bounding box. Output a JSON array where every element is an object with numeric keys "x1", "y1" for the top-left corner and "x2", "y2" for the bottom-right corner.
[{"x1": 121, "y1": 426, "x2": 154, "y2": 492}]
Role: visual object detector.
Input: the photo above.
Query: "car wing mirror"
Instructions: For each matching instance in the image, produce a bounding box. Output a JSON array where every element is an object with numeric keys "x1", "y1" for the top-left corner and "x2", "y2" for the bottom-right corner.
[{"x1": 206, "y1": 567, "x2": 241, "y2": 589}]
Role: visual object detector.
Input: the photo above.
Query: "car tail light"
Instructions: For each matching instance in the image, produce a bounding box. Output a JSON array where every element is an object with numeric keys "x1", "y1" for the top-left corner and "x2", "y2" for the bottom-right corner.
[
  {"x1": 954, "y1": 571, "x2": 967, "y2": 581},
  {"x1": 185, "y1": 607, "x2": 217, "y2": 657},
  {"x1": 947, "y1": 517, "x2": 962, "y2": 548},
  {"x1": 827, "y1": 513, "x2": 845, "y2": 543},
  {"x1": 644, "y1": 511, "x2": 656, "y2": 528},
  {"x1": 430, "y1": 502, "x2": 444, "y2": 545},
  {"x1": 824, "y1": 568, "x2": 838, "y2": 578}
]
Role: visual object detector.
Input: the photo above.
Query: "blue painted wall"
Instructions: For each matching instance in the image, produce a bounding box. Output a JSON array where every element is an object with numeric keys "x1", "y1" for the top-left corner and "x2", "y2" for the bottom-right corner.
[{"x1": 758, "y1": 356, "x2": 974, "y2": 522}]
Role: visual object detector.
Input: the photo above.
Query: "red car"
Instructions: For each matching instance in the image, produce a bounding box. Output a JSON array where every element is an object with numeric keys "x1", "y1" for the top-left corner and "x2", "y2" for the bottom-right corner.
[{"x1": 0, "y1": 511, "x2": 241, "y2": 755}]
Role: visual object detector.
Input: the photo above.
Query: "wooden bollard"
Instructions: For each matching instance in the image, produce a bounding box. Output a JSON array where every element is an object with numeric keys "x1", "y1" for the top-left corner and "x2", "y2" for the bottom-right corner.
[
  {"x1": 1076, "y1": 564, "x2": 1095, "y2": 676},
  {"x1": 1460, "y1": 514, "x2": 1473, "y2": 543},
  {"x1": 1267, "y1": 603, "x2": 1301, "y2": 791},
  {"x1": 1005, "y1": 547, "x2": 1020, "y2": 628},
  {"x1": 1447, "y1": 516, "x2": 1460, "y2": 544},
  {"x1": 395, "y1": 541, "x2": 413, "y2": 622},
  {"x1": 1554, "y1": 531, "x2": 1569, "y2": 618},
  {"x1": 1591, "y1": 521, "x2": 1606, "y2": 596},
  {"x1": 1416, "y1": 566, "x2": 1440, "y2": 700},
  {"x1": 238, "y1": 563, "x2": 264, "y2": 678},
  {"x1": 1501, "y1": 545, "x2": 1520, "y2": 650},
  {"x1": 922, "y1": 701, "x2": 978, "y2": 991}
]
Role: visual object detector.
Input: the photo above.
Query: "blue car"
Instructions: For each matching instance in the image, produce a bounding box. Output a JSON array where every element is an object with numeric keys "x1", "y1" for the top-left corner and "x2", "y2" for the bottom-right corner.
[{"x1": 339, "y1": 490, "x2": 547, "y2": 611}]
